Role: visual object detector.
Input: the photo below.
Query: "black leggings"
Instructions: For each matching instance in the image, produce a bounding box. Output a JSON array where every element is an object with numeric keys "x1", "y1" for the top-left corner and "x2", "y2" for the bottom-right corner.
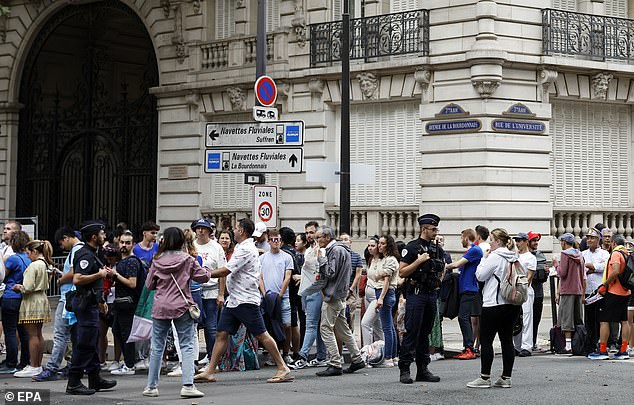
[{"x1": 480, "y1": 304, "x2": 521, "y2": 378}]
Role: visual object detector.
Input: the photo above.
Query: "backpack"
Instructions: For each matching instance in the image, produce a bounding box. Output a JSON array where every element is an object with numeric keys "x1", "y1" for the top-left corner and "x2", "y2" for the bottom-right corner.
[
  {"x1": 616, "y1": 251, "x2": 634, "y2": 291},
  {"x1": 532, "y1": 250, "x2": 548, "y2": 283},
  {"x1": 127, "y1": 256, "x2": 149, "y2": 300},
  {"x1": 571, "y1": 324, "x2": 593, "y2": 356},
  {"x1": 493, "y1": 259, "x2": 529, "y2": 305},
  {"x1": 440, "y1": 272, "x2": 460, "y2": 319}
]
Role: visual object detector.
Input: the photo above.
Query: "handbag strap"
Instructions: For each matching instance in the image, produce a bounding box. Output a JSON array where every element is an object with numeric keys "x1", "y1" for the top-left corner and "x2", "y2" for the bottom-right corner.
[{"x1": 170, "y1": 274, "x2": 192, "y2": 306}]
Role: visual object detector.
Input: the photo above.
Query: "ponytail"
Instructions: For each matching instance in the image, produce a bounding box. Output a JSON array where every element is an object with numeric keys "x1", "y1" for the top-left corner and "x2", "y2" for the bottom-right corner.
[
  {"x1": 490, "y1": 228, "x2": 515, "y2": 251},
  {"x1": 26, "y1": 240, "x2": 55, "y2": 266}
]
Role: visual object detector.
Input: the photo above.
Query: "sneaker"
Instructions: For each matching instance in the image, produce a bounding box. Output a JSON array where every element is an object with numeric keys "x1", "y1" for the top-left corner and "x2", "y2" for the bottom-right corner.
[
  {"x1": 608, "y1": 345, "x2": 618, "y2": 354},
  {"x1": 518, "y1": 349, "x2": 532, "y2": 357},
  {"x1": 0, "y1": 343, "x2": 6, "y2": 354},
  {"x1": 430, "y1": 353, "x2": 444, "y2": 362},
  {"x1": 283, "y1": 354, "x2": 293, "y2": 365},
  {"x1": 287, "y1": 359, "x2": 307, "y2": 370},
  {"x1": 493, "y1": 377, "x2": 512, "y2": 388},
  {"x1": 372, "y1": 360, "x2": 394, "y2": 368},
  {"x1": 198, "y1": 357, "x2": 209, "y2": 366},
  {"x1": 111, "y1": 365, "x2": 135, "y2": 375},
  {"x1": 628, "y1": 347, "x2": 634, "y2": 356},
  {"x1": 264, "y1": 353, "x2": 276, "y2": 367},
  {"x1": 180, "y1": 385, "x2": 204, "y2": 398},
  {"x1": 587, "y1": 351, "x2": 609, "y2": 360},
  {"x1": 107, "y1": 361, "x2": 122, "y2": 372},
  {"x1": 167, "y1": 366, "x2": 182, "y2": 377},
  {"x1": 142, "y1": 387, "x2": 159, "y2": 397},
  {"x1": 32, "y1": 368, "x2": 57, "y2": 382},
  {"x1": 57, "y1": 366, "x2": 70, "y2": 379},
  {"x1": 0, "y1": 366, "x2": 17, "y2": 374},
  {"x1": 99, "y1": 362, "x2": 108, "y2": 369},
  {"x1": 467, "y1": 377, "x2": 492, "y2": 388},
  {"x1": 14, "y1": 365, "x2": 43, "y2": 378},
  {"x1": 454, "y1": 348, "x2": 476, "y2": 360},
  {"x1": 134, "y1": 359, "x2": 149, "y2": 370},
  {"x1": 307, "y1": 358, "x2": 328, "y2": 368},
  {"x1": 612, "y1": 351, "x2": 630, "y2": 360}
]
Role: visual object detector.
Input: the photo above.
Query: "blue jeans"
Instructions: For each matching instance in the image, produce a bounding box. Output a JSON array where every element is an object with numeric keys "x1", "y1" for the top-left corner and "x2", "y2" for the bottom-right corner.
[
  {"x1": 1, "y1": 297, "x2": 29, "y2": 368},
  {"x1": 202, "y1": 298, "x2": 218, "y2": 359},
  {"x1": 375, "y1": 288, "x2": 397, "y2": 359},
  {"x1": 458, "y1": 291, "x2": 476, "y2": 350},
  {"x1": 147, "y1": 312, "x2": 195, "y2": 389},
  {"x1": 299, "y1": 292, "x2": 326, "y2": 361},
  {"x1": 46, "y1": 301, "x2": 72, "y2": 372}
]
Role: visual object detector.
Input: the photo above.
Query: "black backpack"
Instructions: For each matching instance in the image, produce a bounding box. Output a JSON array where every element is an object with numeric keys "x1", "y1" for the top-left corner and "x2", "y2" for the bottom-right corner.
[
  {"x1": 617, "y1": 251, "x2": 634, "y2": 291},
  {"x1": 124, "y1": 256, "x2": 149, "y2": 300}
]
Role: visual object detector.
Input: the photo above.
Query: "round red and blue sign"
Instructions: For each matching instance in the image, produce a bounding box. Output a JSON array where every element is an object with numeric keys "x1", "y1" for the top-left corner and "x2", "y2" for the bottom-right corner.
[{"x1": 254, "y1": 76, "x2": 277, "y2": 107}]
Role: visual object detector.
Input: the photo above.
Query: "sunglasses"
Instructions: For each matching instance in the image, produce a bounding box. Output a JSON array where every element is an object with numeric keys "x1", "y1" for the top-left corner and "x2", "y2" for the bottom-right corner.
[{"x1": 270, "y1": 237, "x2": 281, "y2": 242}]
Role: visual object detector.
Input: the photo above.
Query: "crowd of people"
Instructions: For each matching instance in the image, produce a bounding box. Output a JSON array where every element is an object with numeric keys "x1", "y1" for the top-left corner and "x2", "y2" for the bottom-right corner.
[{"x1": 0, "y1": 215, "x2": 631, "y2": 398}]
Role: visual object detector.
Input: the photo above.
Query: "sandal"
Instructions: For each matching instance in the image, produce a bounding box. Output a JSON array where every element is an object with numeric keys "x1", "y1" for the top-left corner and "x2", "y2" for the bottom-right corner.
[
  {"x1": 267, "y1": 371, "x2": 295, "y2": 383},
  {"x1": 193, "y1": 373, "x2": 216, "y2": 383}
]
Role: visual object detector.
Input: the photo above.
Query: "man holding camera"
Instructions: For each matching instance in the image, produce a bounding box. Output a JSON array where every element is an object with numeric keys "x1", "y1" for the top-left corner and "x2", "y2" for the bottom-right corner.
[{"x1": 398, "y1": 214, "x2": 444, "y2": 384}]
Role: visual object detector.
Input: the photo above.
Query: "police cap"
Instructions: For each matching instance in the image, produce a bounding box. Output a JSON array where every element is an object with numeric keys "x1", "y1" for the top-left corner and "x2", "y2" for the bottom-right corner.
[
  {"x1": 80, "y1": 221, "x2": 105, "y2": 238},
  {"x1": 417, "y1": 214, "x2": 440, "y2": 226}
]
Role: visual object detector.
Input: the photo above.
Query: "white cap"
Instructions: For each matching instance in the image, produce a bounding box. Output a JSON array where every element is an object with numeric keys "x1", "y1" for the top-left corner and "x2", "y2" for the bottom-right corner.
[{"x1": 252, "y1": 222, "x2": 267, "y2": 238}]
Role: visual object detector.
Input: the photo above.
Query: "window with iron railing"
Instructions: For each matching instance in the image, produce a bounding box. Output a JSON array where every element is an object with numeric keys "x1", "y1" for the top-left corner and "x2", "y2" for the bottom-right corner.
[{"x1": 309, "y1": 9, "x2": 429, "y2": 67}]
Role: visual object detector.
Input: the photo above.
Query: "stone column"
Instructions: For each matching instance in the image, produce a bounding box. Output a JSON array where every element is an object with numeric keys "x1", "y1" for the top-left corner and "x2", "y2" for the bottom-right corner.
[
  {"x1": 419, "y1": 0, "x2": 554, "y2": 252},
  {"x1": 0, "y1": 103, "x2": 22, "y2": 218}
]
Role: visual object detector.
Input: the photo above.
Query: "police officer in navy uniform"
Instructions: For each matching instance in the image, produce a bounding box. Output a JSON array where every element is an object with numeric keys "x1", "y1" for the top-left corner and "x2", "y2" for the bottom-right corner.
[
  {"x1": 398, "y1": 214, "x2": 444, "y2": 384},
  {"x1": 66, "y1": 222, "x2": 117, "y2": 395}
]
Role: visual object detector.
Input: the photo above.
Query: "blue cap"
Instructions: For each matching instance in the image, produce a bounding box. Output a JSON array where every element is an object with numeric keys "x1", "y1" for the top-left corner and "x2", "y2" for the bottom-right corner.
[
  {"x1": 513, "y1": 232, "x2": 529, "y2": 240},
  {"x1": 559, "y1": 233, "x2": 575, "y2": 244},
  {"x1": 191, "y1": 218, "x2": 215, "y2": 231}
]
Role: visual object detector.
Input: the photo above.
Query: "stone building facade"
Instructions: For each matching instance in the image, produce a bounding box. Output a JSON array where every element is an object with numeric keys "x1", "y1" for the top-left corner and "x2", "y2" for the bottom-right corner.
[{"x1": 1, "y1": 0, "x2": 633, "y2": 252}]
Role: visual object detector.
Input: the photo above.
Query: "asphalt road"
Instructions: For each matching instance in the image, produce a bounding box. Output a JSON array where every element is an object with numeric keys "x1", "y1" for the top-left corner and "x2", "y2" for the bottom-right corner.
[{"x1": 1, "y1": 353, "x2": 631, "y2": 405}]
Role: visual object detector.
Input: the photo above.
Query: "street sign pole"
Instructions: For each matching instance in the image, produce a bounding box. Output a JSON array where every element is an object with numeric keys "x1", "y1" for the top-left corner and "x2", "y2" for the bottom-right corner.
[
  {"x1": 256, "y1": 0, "x2": 267, "y2": 84},
  {"x1": 340, "y1": 0, "x2": 351, "y2": 235}
]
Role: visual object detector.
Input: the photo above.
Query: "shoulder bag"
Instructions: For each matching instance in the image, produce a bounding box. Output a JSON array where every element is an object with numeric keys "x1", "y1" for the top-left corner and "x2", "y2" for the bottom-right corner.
[{"x1": 171, "y1": 273, "x2": 200, "y2": 320}]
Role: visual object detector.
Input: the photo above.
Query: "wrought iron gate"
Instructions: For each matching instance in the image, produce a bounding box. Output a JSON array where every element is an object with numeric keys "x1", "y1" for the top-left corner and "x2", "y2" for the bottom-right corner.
[{"x1": 16, "y1": 1, "x2": 158, "y2": 240}]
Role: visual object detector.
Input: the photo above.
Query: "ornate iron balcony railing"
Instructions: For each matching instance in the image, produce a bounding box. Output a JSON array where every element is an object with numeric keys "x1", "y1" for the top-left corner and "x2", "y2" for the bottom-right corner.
[
  {"x1": 543, "y1": 8, "x2": 634, "y2": 61},
  {"x1": 309, "y1": 9, "x2": 429, "y2": 67}
]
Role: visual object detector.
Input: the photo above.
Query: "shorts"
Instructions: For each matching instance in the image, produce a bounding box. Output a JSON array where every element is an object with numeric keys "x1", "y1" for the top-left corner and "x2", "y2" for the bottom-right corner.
[
  {"x1": 290, "y1": 292, "x2": 301, "y2": 327},
  {"x1": 471, "y1": 292, "x2": 483, "y2": 317},
  {"x1": 599, "y1": 293, "x2": 629, "y2": 323},
  {"x1": 558, "y1": 294, "x2": 583, "y2": 332},
  {"x1": 628, "y1": 293, "x2": 634, "y2": 310},
  {"x1": 281, "y1": 296, "x2": 291, "y2": 325},
  {"x1": 217, "y1": 303, "x2": 267, "y2": 337}
]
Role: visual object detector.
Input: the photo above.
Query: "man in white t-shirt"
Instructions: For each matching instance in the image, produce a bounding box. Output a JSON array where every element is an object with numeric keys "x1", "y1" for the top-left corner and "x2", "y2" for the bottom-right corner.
[
  {"x1": 513, "y1": 233, "x2": 537, "y2": 357},
  {"x1": 259, "y1": 229, "x2": 293, "y2": 363},
  {"x1": 194, "y1": 218, "x2": 293, "y2": 384},
  {"x1": 582, "y1": 228, "x2": 610, "y2": 350},
  {"x1": 192, "y1": 218, "x2": 226, "y2": 363}
]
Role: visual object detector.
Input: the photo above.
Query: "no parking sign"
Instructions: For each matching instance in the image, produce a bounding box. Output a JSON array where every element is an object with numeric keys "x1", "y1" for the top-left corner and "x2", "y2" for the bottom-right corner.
[{"x1": 253, "y1": 185, "x2": 277, "y2": 228}]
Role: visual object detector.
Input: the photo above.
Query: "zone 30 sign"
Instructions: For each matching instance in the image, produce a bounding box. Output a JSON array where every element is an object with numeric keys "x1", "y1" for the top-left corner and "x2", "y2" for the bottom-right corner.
[{"x1": 253, "y1": 185, "x2": 277, "y2": 228}]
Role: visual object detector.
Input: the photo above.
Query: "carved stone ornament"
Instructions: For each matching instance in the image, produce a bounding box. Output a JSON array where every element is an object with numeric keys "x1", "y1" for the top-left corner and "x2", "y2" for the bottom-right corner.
[
  {"x1": 308, "y1": 78, "x2": 325, "y2": 95},
  {"x1": 185, "y1": 92, "x2": 200, "y2": 108},
  {"x1": 161, "y1": 0, "x2": 171, "y2": 17},
  {"x1": 471, "y1": 79, "x2": 500, "y2": 98},
  {"x1": 538, "y1": 69, "x2": 558, "y2": 103},
  {"x1": 0, "y1": 14, "x2": 6, "y2": 43},
  {"x1": 171, "y1": 4, "x2": 187, "y2": 63},
  {"x1": 226, "y1": 87, "x2": 246, "y2": 110},
  {"x1": 192, "y1": 0, "x2": 201, "y2": 14},
  {"x1": 592, "y1": 72, "x2": 613, "y2": 100},
  {"x1": 277, "y1": 81, "x2": 290, "y2": 98},
  {"x1": 414, "y1": 69, "x2": 432, "y2": 86},
  {"x1": 236, "y1": 0, "x2": 246, "y2": 7},
  {"x1": 291, "y1": 4, "x2": 307, "y2": 48},
  {"x1": 357, "y1": 72, "x2": 378, "y2": 100}
]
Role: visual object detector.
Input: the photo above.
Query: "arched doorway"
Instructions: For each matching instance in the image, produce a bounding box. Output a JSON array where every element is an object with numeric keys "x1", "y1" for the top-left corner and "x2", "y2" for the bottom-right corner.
[{"x1": 17, "y1": 1, "x2": 158, "y2": 239}]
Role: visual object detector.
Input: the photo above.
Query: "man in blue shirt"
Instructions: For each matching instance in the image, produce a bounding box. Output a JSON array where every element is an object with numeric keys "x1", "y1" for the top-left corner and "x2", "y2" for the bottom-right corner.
[
  {"x1": 33, "y1": 227, "x2": 84, "y2": 381},
  {"x1": 445, "y1": 229, "x2": 483, "y2": 360}
]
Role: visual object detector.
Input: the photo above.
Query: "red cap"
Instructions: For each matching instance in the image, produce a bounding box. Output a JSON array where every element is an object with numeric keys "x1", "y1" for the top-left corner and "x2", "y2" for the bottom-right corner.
[{"x1": 527, "y1": 231, "x2": 541, "y2": 241}]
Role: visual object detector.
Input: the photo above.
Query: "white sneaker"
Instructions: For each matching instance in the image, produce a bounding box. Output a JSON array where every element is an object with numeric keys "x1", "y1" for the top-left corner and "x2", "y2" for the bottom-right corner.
[
  {"x1": 107, "y1": 361, "x2": 122, "y2": 371},
  {"x1": 111, "y1": 365, "x2": 135, "y2": 375},
  {"x1": 167, "y1": 366, "x2": 182, "y2": 377},
  {"x1": 283, "y1": 355, "x2": 293, "y2": 365},
  {"x1": 14, "y1": 366, "x2": 43, "y2": 378},
  {"x1": 198, "y1": 357, "x2": 209, "y2": 366},
  {"x1": 307, "y1": 358, "x2": 328, "y2": 367},
  {"x1": 467, "y1": 377, "x2": 492, "y2": 389},
  {"x1": 180, "y1": 385, "x2": 204, "y2": 398},
  {"x1": 372, "y1": 360, "x2": 394, "y2": 368},
  {"x1": 493, "y1": 377, "x2": 512, "y2": 388},
  {"x1": 135, "y1": 359, "x2": 149, "y2": 370},
  {"x1": 142, "y1": 387, "x2": 159, "y2": 397}
]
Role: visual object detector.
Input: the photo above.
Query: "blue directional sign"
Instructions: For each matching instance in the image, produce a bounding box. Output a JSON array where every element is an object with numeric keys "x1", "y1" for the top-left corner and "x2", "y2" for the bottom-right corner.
[
  {"x1": 492, "y1": 119, "x2": 545, "y2": 134},
  {"x1": 425, "y1": 119, "x2": 482, "y2": 134},
  {"x1": 504, "y1": 103, "x2": 536, "y2": 116}
]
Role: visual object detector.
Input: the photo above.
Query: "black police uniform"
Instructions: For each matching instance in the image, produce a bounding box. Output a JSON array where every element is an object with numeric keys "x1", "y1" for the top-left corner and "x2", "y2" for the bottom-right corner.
[
  {"x1": 398, "y1": 214, "x2": 444, "y2": 384},
  {"x1": 67, "y1": 240, "x2": 116, "y2": 395}
]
